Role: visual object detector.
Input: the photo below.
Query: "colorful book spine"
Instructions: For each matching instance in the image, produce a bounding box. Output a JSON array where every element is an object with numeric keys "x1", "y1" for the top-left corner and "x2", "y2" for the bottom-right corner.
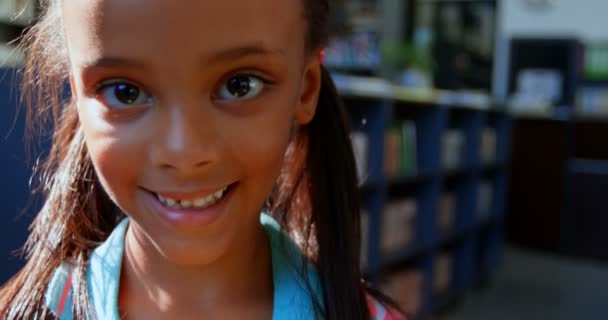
[{"x1": 385, "y1": 121, "x2": 418, "y2": 178}]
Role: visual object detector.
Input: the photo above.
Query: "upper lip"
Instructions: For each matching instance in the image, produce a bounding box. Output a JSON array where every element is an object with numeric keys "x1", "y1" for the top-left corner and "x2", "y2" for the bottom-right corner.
[{"x1": 143, "y1": 183, "x2": 233, "y2": 201}]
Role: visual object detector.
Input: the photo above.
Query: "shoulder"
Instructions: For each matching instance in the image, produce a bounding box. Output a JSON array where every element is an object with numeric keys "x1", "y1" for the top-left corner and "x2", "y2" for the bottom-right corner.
[
  {"x1": 45, "y1": 262, "x2": 75, "y2": 319},
  {"x1": 366, "y1": 294, "x2": 406, "y2": 320}
]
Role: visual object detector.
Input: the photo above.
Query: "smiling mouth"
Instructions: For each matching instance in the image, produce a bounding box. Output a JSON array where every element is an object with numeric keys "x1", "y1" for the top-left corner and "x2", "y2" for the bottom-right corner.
[{"x1": 150, "y1": 183, "x2": 236, "y2": 211}]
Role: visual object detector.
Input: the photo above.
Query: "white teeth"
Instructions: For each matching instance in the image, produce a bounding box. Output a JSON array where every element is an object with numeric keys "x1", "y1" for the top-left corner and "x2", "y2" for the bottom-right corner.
[
  {"x1": 193, "y1": 197, "x2": 209, "y2": 208},
  {"x1": 156, "y1": 186, "x2": 228, "y2": 210}
]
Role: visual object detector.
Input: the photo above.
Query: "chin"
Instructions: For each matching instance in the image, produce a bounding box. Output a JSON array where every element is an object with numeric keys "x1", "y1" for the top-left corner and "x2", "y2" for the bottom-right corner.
[{"x1": 154, "y1": 235, "x2": 233, "y2": 267}]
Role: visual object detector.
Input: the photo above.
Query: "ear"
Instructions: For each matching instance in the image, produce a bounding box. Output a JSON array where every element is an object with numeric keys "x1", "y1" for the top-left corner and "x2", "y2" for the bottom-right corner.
[{"x1": 295, "y1": 54, "x2": 322, "y2": 125}]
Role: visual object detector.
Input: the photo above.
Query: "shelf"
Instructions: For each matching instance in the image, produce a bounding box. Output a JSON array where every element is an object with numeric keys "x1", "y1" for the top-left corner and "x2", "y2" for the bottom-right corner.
[
  {"x1": 332, "y1": 73, "x2": 497, "y2": 111},
  {"x1": 482, "y1": 162, "x2": 507, "y2": 174},
  {"x1": 438, "y1": 227, "x2": 472, "y2": 248},
  {"x1": 509, "y1": 106, "x2": 573, "y2": 122},
  {"x1": 360, "y1": 179, "x2": 382, "y2": 195},
  {"x1": 381, "y1": 242, "x2": 432, "y2": 270},
  {"x1": 326, "y1": 64, "x2": 379, "y2": 77},
  {"x1": 573, "y1": 112, "x2": 608, "y2": 124},
  {"x1": 380, "y1": 219, "x2": 493, "y2": 272},
  {"x1": 444, "y1": 167, "x2": 475, "y2": 179},
  {"x1": 476, "y1": 213, "x2": 504, "y2": 229},
  {"x1": 388, "y1": 173, "x2": 434, "y2": 188},
  {"x1": 578, "y1": 79, "x2": 608, "y2": 87},
  {"x1": 568, "y1": 158, "x2": 608, "y2": 176}
]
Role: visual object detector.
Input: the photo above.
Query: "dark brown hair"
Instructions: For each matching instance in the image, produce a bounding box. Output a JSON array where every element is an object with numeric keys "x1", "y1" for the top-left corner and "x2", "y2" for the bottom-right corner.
[{"x1": 0, "y1": 1, "x2": 395, "y2": 319}]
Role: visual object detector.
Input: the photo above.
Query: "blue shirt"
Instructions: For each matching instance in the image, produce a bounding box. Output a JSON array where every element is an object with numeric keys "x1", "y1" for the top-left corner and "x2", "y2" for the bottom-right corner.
[{"x1": 45, "y1": 214, "x2": 324, "y2": 319}]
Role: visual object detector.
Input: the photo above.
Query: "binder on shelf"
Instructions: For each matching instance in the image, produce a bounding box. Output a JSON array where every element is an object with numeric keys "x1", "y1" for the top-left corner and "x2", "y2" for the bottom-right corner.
[
  {"x1": 442, "y1": 130, "x2": 465, "y2": 170},
  {"x1": 351, "y1": 131, "x2": 369, "y2": 183},
  {"x1": 381, "y1": 269, "x2": 424, "y2": 317},
  {"x1": 380, "y1": 199, "x2": 416, "y2": 255},
  {"x1": 438, "y1": 193, "x2": 456, "y2": 236},
  {"x1": 433, "y1": 253, "x2": 453, "y2": 294},
  {"x1": 481, "y1": 128, "x2": 497, "y2": 165}
]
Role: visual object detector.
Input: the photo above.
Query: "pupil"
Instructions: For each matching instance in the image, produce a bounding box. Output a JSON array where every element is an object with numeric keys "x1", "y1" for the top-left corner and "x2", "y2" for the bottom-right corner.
[
  {"x1": 115, "y1": 84, "x2": 140, "y2": 104},
  {"x1": 227, "y1": 76, "x2": 252, "y2": 97}
]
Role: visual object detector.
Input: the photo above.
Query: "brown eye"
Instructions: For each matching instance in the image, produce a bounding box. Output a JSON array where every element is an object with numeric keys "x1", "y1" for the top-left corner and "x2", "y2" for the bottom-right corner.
[
  {"x1": 114, "y1": 83, "x2": 141, "y2": 104},
  {"x1": 97, "y1": 81, "x2": 151, "y2": 108},
  {"x1": 217, "y1": 75, "x2": 264, "y2": 101}
]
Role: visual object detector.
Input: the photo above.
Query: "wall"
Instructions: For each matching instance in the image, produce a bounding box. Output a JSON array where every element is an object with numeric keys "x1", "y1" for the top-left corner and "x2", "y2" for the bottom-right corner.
[
  {"x1": 493, "y1": 0, "x2": 608, "y2": 102},
  {"x1": 501, "y1": 0, "x2": 608, "y2": 41}
]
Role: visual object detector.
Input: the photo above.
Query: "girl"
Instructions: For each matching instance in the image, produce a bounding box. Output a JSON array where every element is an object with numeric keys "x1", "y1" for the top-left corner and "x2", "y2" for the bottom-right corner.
[{"x1": 0, "y1": 0, "x2": 404, "y2": 319}]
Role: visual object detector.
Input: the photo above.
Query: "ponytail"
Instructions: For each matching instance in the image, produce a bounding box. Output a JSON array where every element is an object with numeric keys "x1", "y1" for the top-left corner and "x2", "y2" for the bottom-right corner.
[
  {"x1": 308, "y1": 67, "x2": 369, "y2": 319},
  {"x1": 270, "y1": 66, "x2": 369, "y2": 319}
]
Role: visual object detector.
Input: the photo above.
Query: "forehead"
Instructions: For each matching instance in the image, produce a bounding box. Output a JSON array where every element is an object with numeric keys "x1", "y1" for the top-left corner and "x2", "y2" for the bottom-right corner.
[{"x1": 62, "y1": 0, "x2": 306, "y2": 67}]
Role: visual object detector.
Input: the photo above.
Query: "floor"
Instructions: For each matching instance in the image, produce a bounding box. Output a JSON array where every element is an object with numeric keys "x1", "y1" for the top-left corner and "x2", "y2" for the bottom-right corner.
[{"x1": 443, "y1": 247, "x2": 608, "y2": 320}]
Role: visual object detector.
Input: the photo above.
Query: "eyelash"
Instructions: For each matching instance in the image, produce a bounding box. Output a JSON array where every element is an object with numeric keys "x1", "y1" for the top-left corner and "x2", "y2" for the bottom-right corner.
[
  {"x1": 213, "y1": 72, "x2": 275, "y2": 102},
  {"x1": 93, "y1": 72, "x2": 275, "y2": 107}
]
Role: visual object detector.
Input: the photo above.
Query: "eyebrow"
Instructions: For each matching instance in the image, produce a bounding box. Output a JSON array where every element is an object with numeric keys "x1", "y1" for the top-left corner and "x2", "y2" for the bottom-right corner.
[
  {"x1": 204, "y1": 44, "x2": 286, "y2": 64},
  {"x1": 79, "y1": 44, "x2": 286, "y2": 71}
]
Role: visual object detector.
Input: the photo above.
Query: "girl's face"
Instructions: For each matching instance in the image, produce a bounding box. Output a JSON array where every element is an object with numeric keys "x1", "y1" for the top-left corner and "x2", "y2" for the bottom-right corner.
[{"x1": 62, "y1": 0, "x2": 320, "y2": 265}]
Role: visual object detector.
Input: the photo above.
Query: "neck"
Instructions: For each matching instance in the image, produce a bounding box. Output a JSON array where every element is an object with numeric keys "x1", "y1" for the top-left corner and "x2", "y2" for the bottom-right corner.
[{"x1": 119, "y1": 221, "x2": 273, "y2": 318}]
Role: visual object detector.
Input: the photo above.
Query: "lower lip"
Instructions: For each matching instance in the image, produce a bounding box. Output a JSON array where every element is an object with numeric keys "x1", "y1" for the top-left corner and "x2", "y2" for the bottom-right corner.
[{"x1": 142, "y1": 183, "x2": 237, "y2": 229}]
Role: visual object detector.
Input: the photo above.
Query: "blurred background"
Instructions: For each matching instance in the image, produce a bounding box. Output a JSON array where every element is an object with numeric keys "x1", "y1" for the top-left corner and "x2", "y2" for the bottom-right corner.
[{"x1": 2, "y1": 0, "x2": 608, "y2": 319}]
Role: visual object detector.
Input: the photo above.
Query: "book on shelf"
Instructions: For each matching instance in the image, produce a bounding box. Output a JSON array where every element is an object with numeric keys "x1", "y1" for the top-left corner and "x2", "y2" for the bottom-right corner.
[
  {"x1": 380, "y1": 199, "x2": 416, "y2": 255},
  {"x1": 438, "y1": 192, "x2": 456, "y2": 236},
  {"x1": 478, "y1": 181, "x2": 493, "y2": 221},
  {"x1": 584, "y1": 43, "x2": 608, "y2": 80},
  {"x1": 351, "y1": 131, "x2": 369, "y2": 183},
  {"x1": 399, "y1": 121, "x2": 418, "y2": 177},
  {"x1": 384, "y1": 128, "x2": 401, "y2": 177},
  {"x1": 442, "y1": 129, "x2": 465, "y2": 170},
  {"x1": 0, "y1": 0, "x2": 35, "y2": 25},
  {"x1": 381, "y1": 269, "x2": 424, "y2": 317},
  {"x1": 433, "y1": 253, "x2": 453, "y2": 294},
  {"x1": 481, "y1": 128, "x2": 497, "y2": 165},
  {"x1": 324, "y1": 32, "x2": 381, "y2": 71},
  {"x1": 385, "y1": 121, "x2": 418, "y2": 178},
  {"x1": 577, "y1": 86, "x2": 608, "y2": 115}
]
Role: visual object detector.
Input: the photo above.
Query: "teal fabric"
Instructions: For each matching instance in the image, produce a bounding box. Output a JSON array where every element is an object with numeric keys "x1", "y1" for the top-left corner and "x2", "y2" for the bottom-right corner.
[{"x1": 45, "y1": 214, "x2": 324, "y2": 319}]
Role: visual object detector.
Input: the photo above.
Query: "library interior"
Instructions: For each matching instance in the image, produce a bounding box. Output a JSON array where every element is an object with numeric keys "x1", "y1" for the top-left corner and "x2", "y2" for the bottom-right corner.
[{"x1": 1, "y1": 0, "x2": 607, "y2": 319}]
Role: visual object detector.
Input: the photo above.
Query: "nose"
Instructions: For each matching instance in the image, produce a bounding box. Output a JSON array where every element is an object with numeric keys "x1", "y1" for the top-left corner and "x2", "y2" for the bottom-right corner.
[{"x1": 151, "y1": 100, "x2": 219, "y2": 173}]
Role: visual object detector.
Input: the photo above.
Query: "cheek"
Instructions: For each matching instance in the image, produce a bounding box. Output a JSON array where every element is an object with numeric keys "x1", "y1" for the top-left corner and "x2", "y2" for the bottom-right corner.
[
  {"x1": 78, "y1": 105, "x2": 147, "y2": 208},
  {"x1": 222, "y1": 102, "x2": 295, "y2": 197}
]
